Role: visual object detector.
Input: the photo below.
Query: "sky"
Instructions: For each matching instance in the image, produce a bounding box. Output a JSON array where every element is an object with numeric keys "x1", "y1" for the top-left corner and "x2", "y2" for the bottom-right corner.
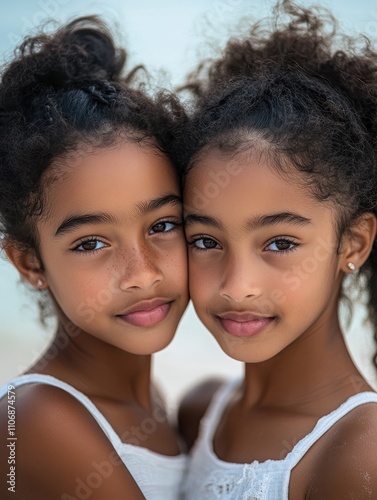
[
  {"x1": 1, "y1": 0, "x2": 377, "y2": 395},
  {"x1": 1, "y1": 0, "x2": 377, "y2": 87}
]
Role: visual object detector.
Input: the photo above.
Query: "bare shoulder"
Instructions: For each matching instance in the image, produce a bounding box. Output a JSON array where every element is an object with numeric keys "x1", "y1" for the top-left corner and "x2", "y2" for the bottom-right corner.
[
  {"x1": 0, "y1": 383, "x2": 144, "y2": 499},
  {"x1": 177, "y1": 377, "x2": 225, "y2": 451},
  {"x1": 308, "y1": 400, "x2": 377, "y2": 499}
]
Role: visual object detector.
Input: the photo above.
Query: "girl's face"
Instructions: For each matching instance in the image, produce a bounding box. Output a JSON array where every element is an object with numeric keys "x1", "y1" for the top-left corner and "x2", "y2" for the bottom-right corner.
[
  {"x1": 184, "y1": 148, "x2": 344, "y2": 363},
  {"x1": 37, "y1": 141, "x2": 188, "y2": 355}
]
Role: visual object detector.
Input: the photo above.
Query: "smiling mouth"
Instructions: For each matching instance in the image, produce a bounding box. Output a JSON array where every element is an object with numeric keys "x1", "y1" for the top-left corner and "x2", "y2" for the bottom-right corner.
[
  {"x1": 217, "y1": 314, "x2": 275, "y2": 338},
  {"x1": 117, "y1": 299, "x2": 173, "y2": 327}
]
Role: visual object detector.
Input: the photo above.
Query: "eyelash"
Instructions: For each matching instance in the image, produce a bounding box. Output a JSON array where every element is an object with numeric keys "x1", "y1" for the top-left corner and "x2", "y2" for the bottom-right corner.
[
  {"x1": 187, "y1": 235, "x2": 221, "y2": 252},
  {"x1": 264, "y1": 237, "x2": 299, "y2": 254},
  {"x1": 71, "y1": 237, "x2": 108, "y2": 254},
  {"x1": 149, "y1": 219, "x2": 182, "y2": 235},
  {"x1": 187, "y1": 236, "x2": 300, "y2": 254},
  {"x1": 71, "y1": 219, "x2": 182, "y2": 254}
]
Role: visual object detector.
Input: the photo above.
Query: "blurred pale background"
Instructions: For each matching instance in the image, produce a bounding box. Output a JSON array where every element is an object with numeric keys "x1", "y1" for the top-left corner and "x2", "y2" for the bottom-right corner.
[{"x1": 1, "y1": 0, "x2": 377, "y2": 411}]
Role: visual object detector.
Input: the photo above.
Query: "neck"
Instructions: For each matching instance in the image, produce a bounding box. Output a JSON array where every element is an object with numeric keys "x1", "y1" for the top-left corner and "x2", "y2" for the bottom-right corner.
[
  {"x1": 31, "y1": 318, "x2": 153, "y2": 408},
  {"x1": 241, "y1": 314, "x2": 364, "y2": 413}
]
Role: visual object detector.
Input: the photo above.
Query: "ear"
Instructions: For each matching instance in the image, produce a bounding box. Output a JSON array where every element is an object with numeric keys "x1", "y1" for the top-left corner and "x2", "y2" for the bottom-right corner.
[
  {"x1": 5, "y1": 244, "x2": 47, "y2": 290},
  {"x1": 339, "y1": 213, "x2": 377, "y2": 273}
]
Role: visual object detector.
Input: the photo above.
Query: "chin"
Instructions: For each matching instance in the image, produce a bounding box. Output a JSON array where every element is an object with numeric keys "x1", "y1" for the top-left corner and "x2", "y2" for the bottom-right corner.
[
  {"x1": 124, "y1": 332, "x2": 176, "y2": 356},
  {"x1": 215, "y1": 336, "x2": 277, "y2": 364}
]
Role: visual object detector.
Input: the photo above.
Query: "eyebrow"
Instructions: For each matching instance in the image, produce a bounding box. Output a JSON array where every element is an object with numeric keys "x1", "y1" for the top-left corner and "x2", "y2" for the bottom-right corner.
[
  {"x1": 245, "y1": 212, "x2": 312, "y2": 230},
  {"x1": 184, "y1": 213, "x2": 225, "y2": 231},
  {"x1": 184, "y1": 211, "x2": 311, "y2": 231},
  {"x1": 54, "y1": 194, "x2": 182, "y2": 237},
  {"x1": 136, "y1": 194, "x2": 182, "y2": 215}
]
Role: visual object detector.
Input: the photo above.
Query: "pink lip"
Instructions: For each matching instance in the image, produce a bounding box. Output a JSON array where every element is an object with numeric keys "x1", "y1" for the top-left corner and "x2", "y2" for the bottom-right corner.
[
  {"x1": 117, "y1": 299, "x2": 172, "y2": 327},
  {"x1": 218, "y1": 312, "x2": 275, "y2": 337}
]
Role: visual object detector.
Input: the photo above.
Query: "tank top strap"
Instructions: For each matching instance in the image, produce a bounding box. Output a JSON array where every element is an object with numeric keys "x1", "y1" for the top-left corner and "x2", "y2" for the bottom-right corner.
[
  {"x1": 285, "y1": 391, "x2": 377, "y2": 469},
  {"x1": 2, "y1": 373, "x2": 123, "y2": 448},
  {"x1": 199, "y1": 377, "x2": 242, "y2": 443}
]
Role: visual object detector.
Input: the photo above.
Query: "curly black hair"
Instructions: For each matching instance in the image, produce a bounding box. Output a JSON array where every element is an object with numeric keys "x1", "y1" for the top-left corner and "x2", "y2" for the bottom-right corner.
[
  {"x1": 179, "y1": 1, "x2": 377, "y2": 369},
  {"x1": 0, "y1": 16, "x2": 184, "y2": 248},
  {"x1": 0, "y1": 16, "x2": 185, "y2": 320}
]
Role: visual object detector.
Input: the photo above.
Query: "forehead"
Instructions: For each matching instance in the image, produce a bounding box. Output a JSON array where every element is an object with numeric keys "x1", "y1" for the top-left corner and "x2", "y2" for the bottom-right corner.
[
  {"x1": 184, "y1": 148, "x2": 328, "y2": 221},
  {"x1": 43, "y1": 142, "x2": 179, "y2": 220}
]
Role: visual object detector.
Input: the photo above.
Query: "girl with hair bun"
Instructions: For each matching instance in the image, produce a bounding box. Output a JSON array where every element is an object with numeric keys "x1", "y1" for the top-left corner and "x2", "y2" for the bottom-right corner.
[
  {"x1": 179, "y1": 1, "x2": 377, "y2": 498},
  {"x1": 0, "y1": 16, "x2": 188, "y2": 499}
]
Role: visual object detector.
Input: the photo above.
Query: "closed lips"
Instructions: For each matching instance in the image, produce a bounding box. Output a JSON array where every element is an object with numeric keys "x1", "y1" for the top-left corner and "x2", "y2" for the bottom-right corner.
[
  {"x1": 117, "y1": 298, "x2": 172, "y2": 327},
  {"x1": 218, "y1": 311, "x2": 274, "y2": 322},
  {"x1": 217, "y1": 312, "x2": 275, "y2": 337},
  {"x1": 118, "y1": 298, "x2": 172, "y2": 316}
]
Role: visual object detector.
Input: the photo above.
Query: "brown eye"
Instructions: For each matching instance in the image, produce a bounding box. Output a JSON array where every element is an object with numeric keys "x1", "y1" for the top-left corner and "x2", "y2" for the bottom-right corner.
[
  {"x1": 192, "y1": 237, "x2": 220, "y2": 250},
  {"x1": 73, "y1": 239, "x2": 107, "y2": 252},
  {"x1": 266, "y1": 239, "x2": 297, "y2": 252},
  {"x1": 82, "y1": 241, "x2": 97, "y2": 251},
  {"x1": 275, "y1": 240, "x2": 291, "y2": 250},
  {"x1": 150, "y1": 222, "x2": 176, "y2": 234},
  {"x1": 152, "y1": 222, "x2": 166, "y2": 233},
  {"x1": 203, "y1": 238, "x2": 218, "y2": 249}
]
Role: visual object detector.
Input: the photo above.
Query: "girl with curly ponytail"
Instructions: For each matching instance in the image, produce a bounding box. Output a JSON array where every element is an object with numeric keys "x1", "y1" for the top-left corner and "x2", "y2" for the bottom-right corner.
[
  {"x1": 0, "y1": 16, "x2": 188, "y2": 499},
  {"x1": 179, "y1": 2, "x2": 377, "y2": 498}
]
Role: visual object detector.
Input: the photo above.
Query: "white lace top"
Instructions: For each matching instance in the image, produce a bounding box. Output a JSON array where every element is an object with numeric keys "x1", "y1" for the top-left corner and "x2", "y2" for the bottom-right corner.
[
  {"x1": 183, "y1": 378, "x2": 377, "y2": 499},
  {"x1": 0, "y1": 374, "x2": 186, "y2": 500}
]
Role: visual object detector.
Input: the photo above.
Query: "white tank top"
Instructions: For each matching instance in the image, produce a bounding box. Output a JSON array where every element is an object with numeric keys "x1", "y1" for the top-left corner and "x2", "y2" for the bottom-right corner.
[
  {"x1": 0, "y1": 373, "x2": 187, "y2": 500},
  {"x1": 183, "y1": 378, "x2": 377, "y2": 499}
]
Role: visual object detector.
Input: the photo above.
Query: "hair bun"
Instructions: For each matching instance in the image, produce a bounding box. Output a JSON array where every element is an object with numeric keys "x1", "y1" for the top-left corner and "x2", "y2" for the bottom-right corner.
[
  {"x1": 0, "y1": 16, "x2": 126, "y2": 111},
  {"x1": 47, "y1": 17, "x2": 126, "y2": 85},
  {"x1": 84, "y1": 82, "x2": 118, "y2": 106}
]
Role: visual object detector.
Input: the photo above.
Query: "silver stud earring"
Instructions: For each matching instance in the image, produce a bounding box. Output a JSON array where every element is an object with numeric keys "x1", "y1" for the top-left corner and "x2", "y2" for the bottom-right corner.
[
  {"x1": 347, "y1": 262, "x2": 356, "y2": 272},
  {"x1": 37, "y1": 278, "x2": 44, "y2": 288}
]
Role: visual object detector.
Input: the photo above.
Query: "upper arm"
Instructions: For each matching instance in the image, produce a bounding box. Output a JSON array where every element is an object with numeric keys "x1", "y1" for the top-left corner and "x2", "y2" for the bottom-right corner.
[
  {"x1": 308, "y1": 404, "x2": 377, "y2": 499},
  {"x1": 0, "y1": 384, "x2": 145, "y2": 499},
  {"x1": 177, "y1": 378, "x2": 225, "y2": 452}
]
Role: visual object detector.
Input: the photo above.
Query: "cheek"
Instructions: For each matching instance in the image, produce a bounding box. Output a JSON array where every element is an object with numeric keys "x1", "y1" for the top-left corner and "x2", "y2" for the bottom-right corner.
[
  {"x1": 44, "y1": 255, "x2": 110, "y2": 309},
  {"x1": 189, "y1": 250, "x2": 221, "y2": 275},
  {"x1": 188, "y1": 258, "x2": 214, "y2": 304},
  {"x1": 158, "y1": 240, "x2": 188, "y2": 290},
  {"x1": 49, "y1": 273, "x2": 99, "y2": 311},
  {"x1": 279, "y1": 265, "x2": 334, "y2": 310}
]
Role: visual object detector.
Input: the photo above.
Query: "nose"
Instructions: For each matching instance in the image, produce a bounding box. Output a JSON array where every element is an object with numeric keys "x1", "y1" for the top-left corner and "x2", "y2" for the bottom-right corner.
[
  {"x1": 119, "y1": 245, "x2": 163, "y2": 292},
  {"x1": 219, "y1": 253, "x2": 262, "y2": 304}
]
